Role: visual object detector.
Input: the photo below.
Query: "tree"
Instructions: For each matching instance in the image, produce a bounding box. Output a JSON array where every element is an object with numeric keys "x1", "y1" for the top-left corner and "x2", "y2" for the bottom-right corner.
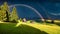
[
  {"x1": 0, "y1": 2, "x2": 19, "y2": 22},
  {"x1": 0, "y1": 5, "x2": 7, "y2": 21},
  {"x1": 1, "y1": 2, "x2": 10, "y2": 22},
  {"x1": 0, "y1": 6, "x2": 3, "y2": 21},
  {"x1": 10, "y1": 7, "x2": 19, "y2": 22},
  {"x1": 51, "y1": 20, "x2": 54, "y2": 23}
]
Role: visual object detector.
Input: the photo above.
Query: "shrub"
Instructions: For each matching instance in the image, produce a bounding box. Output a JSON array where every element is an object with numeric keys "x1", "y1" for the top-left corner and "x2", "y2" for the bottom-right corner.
[{"x1": 10, "y1": 20, "x2": 18, "y2": 23}]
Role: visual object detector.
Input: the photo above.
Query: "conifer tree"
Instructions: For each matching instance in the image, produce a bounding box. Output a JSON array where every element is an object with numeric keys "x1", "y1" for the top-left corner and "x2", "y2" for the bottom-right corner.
[
  {"x1": 1, "y1": 2, "x2": 10, "y2": 21},
  {"x1": 0, "y1": 6, "x2": 3, "y2": 21},
  {"x1": 0, "y1": 5, "x2": 6, "y2": 21},
  {"x1": 0, "y1": 2, "x2": 19, "y2": 22},
  {"x1": 10, "y1": 7, "x2": 19, "y2": 22}
]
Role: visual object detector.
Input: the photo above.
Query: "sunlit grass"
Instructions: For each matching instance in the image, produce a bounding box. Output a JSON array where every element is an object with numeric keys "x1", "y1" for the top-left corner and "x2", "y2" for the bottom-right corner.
[
  {"x1": 0, "y1": 20, "x2": 60, "y2": 34},
  {"x1": 23, "y1": 23, "x2": 60, "y2": 34},
  {"x1": 15, "y1": 20, "x2": 60, "y2": 34}
]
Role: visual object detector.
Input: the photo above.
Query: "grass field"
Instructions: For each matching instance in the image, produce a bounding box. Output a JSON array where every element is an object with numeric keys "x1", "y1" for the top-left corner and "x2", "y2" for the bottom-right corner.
[{"x1": 0, "y1": 21, "x2": 60, "y2": 34}]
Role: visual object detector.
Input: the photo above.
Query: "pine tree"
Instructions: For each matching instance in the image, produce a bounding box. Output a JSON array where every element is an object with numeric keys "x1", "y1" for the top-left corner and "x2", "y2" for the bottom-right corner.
[
  {"x1": 3, "y1": 2, "x2": 9, "y2": 11},
  {"x1": 0, "y1": 6, "x2": 3, "y2": 21},
  {"x1": 10, "y1": 7, "x2": 19, "y2": 22},
  {"x1": 0, "y1": 2, "x2": 19, "y2": 22},
  {"x1": 1, "y1": 2, "x2": 10, "y2": 21},
  {"x1": 0, "y1": 5, "x2": 6, "y2": 21}
]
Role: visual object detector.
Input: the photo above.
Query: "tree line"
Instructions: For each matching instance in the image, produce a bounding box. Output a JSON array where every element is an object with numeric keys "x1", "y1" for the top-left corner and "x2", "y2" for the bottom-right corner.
[{"x1": 0, "y1": 2, "x2": 19, "y2": 22}]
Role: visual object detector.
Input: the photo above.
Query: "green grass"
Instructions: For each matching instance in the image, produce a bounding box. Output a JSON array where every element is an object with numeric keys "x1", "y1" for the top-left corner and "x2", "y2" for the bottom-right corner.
[
  {"x1": 0, "y1": 21, "x2": 60, "y2": 34},
  {"x1": 22, "y1": 23, "x2": 60, "y2": 34}
]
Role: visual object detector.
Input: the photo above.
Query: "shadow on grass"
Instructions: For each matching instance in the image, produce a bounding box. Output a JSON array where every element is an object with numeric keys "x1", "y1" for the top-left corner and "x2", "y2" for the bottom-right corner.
[{"x1": 0, "y1": 23, "x2": 48, "y2": 34}]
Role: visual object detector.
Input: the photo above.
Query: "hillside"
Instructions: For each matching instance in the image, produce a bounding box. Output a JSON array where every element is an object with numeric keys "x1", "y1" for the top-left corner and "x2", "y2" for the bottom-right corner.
[{"x1": 0, "y1": 22, "x2": 60, "y2": 34}]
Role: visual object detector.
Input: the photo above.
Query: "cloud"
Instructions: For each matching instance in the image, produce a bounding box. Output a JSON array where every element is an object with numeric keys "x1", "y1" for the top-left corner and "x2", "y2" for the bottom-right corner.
[{"x1": 49, "y1": 12, "x2": 60, "y2": 16}]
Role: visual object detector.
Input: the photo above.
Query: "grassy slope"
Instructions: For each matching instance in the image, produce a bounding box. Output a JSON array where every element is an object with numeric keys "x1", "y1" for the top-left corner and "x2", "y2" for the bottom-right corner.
[
  {"x1": 0, "y1": 22, "x2": 60, "y2": 34},
  {"x1": 23, "y1": 23, "x2": 60, "y2": 34}
]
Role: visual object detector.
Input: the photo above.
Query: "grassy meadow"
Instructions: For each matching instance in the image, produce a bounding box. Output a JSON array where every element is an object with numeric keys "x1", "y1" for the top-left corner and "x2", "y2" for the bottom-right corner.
[{"x1": 0, "y1": 20, "x2": 60, "y2": 34}]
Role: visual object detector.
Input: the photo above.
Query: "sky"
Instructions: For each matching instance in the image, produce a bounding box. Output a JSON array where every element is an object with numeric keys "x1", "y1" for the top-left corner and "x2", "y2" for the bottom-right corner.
[{"x1": 0, "y1": 0, "x2": 60, "y2": 20}]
